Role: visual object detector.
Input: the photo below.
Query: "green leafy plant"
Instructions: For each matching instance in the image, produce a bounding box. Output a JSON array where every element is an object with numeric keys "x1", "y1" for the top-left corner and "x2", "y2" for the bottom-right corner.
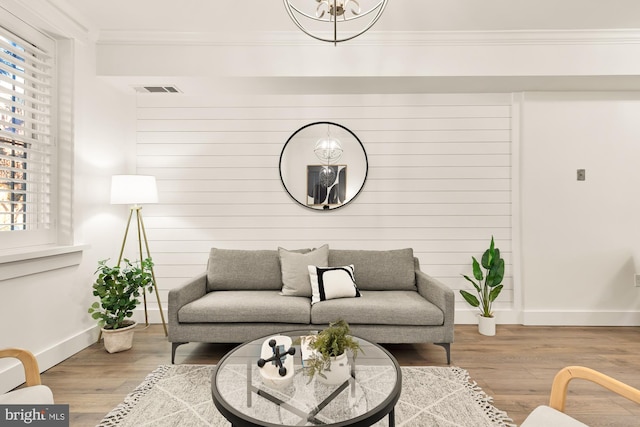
[
  {"x1": 88, "y1": 258, "x2": 154, "y2": 330},
  {"x1": 460, "y1": 236, "x2": 505, "y2": 318},
  {"x1": 303, "y1": 319, "x2": 362, "y2": 380}
]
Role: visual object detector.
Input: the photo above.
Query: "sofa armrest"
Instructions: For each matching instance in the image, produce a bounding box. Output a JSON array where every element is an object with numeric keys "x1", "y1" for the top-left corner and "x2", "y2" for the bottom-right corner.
[
  {"x1": 168, "y1": 273, "x2": 207, "y2": 331},
  {"x1": 415, "y1": 269, "x2": 455, "y2": 330}
]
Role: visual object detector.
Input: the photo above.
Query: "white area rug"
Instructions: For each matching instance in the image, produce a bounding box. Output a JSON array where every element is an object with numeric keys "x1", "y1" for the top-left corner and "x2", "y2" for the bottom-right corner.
[{"x1": 97, "y1": 365, "x2": 514, "y2": 427}]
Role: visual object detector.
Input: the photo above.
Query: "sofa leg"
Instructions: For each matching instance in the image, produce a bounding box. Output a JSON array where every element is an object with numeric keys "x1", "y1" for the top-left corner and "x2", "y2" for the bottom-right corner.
[
  {"x1": 171, "y1": 342, "x2": 188, "y2": 364},
  {"x1": 434, "y1": 343, "x2": 451, "y2": 365}
]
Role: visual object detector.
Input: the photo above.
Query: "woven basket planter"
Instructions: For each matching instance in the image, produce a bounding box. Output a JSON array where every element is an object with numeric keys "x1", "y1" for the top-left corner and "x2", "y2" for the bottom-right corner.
[{"x1": 102, "y1": 321, "x2": 137, "y2": 353}]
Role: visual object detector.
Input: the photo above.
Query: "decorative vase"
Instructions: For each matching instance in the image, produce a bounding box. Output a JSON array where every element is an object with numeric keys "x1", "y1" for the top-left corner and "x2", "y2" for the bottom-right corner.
[
  {"x1": 317, "y1": 352, "x2": 351, "y2": 385},
  {"x1": 478, "y1": 315, "x2": 496, "y2": 336},
  {"x1": 101, "y1": 321, "x2": 136, "y2": 353}
]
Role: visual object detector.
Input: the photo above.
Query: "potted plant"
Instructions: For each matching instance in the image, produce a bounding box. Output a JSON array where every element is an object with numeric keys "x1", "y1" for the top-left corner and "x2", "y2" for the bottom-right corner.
[
  {"x1": 88, "y1": 257, "x2": 154, "y2": 353},
  {"x1": 460, "y1": 236, "x2": 505, "y2": 336},
  {"x1": 303, "y1": 319, "x2": 361, "y2": 385}
]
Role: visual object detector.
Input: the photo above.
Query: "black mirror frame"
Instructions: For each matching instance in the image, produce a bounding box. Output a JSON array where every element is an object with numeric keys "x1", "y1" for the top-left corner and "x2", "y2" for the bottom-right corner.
[{"x1": 279, "y1": 121, "x2": 368, "y2": 211}]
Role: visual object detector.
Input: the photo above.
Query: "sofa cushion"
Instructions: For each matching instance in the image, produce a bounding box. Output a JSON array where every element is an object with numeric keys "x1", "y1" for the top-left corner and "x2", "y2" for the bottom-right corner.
[
  {"x1": 279, "y1": 244, "x2": 329, "y2": 297},
  {"x1": 328, "y1": 248, "x2": 416, "y2": 291},
  {"x1": 207, "y1": 248, "x2": 285, "y2": 291},
  {"x1": 310, "y1": 290, "x2": 443, "y2": 326},
  {"x1": 308, "y1": 264, "x2": 360, "y2": 305},
  {"x1": 178, "y1": 290, "x2": 311, "y2": 324}
]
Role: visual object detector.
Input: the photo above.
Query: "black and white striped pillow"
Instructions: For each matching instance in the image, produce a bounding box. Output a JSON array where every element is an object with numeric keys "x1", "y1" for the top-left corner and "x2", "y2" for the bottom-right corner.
[{"x1": 308, "y1": 265, "x2": 361, "y2": 305}]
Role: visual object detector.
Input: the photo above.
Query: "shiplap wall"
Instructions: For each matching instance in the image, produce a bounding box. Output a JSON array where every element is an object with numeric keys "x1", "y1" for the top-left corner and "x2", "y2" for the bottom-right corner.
[{"x1": 135, "y1": 93, "x2": 513, "y2": 318}]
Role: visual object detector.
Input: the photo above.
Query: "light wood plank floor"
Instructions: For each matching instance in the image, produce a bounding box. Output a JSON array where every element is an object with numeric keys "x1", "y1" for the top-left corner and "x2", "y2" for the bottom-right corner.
[{"x1": 38, "y1": 324, "x2": 640, "y2": 426}]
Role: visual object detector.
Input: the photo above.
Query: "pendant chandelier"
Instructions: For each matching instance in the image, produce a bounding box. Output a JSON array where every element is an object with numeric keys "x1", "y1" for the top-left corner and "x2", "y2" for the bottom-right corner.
[{"x1": 283, "y1": 0, "x2": 389, "y2": 45}]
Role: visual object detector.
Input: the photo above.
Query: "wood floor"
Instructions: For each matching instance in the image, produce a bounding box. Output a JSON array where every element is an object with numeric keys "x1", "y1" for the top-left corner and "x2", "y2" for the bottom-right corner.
[{"x1": 38, "y1": 324, "x2": 640, "y2": 426}]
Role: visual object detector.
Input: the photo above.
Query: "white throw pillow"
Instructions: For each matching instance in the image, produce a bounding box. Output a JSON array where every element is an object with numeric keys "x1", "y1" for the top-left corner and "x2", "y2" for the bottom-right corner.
[
  {"x1": 279, "y1": 244, "x2": 329, "y2": 297},
  {"x1": 308, "y1": 264, "x2": 360, "y2": 305}
]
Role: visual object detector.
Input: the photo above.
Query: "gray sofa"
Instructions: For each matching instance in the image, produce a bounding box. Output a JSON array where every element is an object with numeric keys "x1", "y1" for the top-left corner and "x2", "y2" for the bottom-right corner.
[{"x1": 168, "y1": 247, "x2": 454, "y2": 364}]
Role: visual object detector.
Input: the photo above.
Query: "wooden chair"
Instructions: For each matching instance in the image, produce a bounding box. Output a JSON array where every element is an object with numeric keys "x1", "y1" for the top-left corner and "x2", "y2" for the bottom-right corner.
[
  {"x1": 0, "y1": 348, "x2": 54, "y2": 404},
  {"x1": 521, "y1": 366, "x2": 640, "y2": 426}
]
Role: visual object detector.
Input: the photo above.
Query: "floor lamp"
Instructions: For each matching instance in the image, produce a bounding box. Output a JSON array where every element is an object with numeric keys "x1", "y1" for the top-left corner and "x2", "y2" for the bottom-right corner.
[{"x1": 110, "y1": 175, "x2": 168, "y2": 336}]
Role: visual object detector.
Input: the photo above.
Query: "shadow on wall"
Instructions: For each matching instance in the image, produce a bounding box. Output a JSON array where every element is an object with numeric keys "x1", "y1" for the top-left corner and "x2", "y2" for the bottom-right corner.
[{"x1": 600, "y1": 254, "x2": 640, "y2": 315}]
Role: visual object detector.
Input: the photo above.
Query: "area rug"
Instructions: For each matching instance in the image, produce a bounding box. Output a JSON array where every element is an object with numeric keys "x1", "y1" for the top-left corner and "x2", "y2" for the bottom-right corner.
[{"x1": 97, "y1": 365, "x2": 514, "y2": 427}]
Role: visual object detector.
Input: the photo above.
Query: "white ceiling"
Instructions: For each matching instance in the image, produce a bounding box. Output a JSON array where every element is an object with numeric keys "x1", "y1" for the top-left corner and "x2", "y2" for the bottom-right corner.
[{"x1": 61, "y1": 0, "x2": 640, "y2": 34}]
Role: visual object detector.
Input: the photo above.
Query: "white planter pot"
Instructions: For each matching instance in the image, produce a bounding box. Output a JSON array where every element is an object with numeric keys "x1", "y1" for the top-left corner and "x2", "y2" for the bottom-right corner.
[
  {"x1": 317, "y1": 352, "x2": 351, "y2": 385},
  {"x1": 478, "y1": 315, "x2": 496, "y2": 336},
  {"x1": 101, "y1": 321, "x2": 136, "y2": 353}
]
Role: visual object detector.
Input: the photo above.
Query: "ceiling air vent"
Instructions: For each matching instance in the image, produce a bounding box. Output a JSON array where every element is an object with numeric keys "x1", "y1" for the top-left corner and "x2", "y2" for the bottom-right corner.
[{"x1": 133, "y1": 86, "x2": 181, "y2": 94}]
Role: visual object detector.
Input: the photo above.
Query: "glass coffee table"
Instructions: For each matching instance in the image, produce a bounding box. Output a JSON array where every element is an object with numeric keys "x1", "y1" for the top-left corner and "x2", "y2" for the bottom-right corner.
[{"x1": 211, "y1": 330, "x2": 401, "y2": 427}]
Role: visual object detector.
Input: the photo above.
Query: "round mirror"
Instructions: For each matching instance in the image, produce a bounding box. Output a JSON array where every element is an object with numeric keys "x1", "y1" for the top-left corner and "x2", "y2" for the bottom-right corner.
[{"x1": 279, "y1": 122, "x2": 368, "y2": 210}]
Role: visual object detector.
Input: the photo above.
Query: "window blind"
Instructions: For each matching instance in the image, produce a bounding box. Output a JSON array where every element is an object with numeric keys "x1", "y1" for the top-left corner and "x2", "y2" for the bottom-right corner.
[{"x1": 0, "y1": 25, "x2": 54, "y2": 233}]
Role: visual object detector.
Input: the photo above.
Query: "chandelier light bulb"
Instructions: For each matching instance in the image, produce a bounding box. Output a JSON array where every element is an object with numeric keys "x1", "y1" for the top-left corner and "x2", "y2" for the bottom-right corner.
[
  {"x1": 316, "y1": 0, "x2": 355, "y2": 19},
  {"x1": 283, "y1": 0, "x2": 388, "y2": 45}
]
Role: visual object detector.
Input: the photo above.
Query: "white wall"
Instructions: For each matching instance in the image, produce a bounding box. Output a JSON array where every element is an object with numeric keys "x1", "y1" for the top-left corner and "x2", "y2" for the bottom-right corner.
[
  {"x1": 0, "y1": 38, "x2": 136, "y2": 393},
  {"x1": 89, "y1": 20, "x2": 640, "y2": 330},
  {"x1": 134, "y1": 89, "x2": 640, "y2": 327},
  {"x1": 90, "y1": 25, "x2": 640, "y2": 329},
  {"x1": 520, "y1": 92, "x2": 640, "y2": 325},
  {"x1": 135, "y1": 92, "x2": 515, "y2": 324}
]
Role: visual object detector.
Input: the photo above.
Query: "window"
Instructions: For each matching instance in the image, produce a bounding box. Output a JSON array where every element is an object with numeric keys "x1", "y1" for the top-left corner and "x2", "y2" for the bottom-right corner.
[{"x1": 0, "y1": 24, "x2": 55, "y2": 248}]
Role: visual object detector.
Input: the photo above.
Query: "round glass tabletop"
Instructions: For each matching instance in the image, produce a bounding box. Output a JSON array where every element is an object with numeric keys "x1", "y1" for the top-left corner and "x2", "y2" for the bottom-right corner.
[{"x1": 211, "y1": 330, "x2": 401, "y2": 427}]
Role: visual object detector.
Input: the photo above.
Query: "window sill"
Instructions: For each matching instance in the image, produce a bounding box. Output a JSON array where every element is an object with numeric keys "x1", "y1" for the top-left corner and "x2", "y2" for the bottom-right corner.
[{"x1": 0, "y1": 244, "x2": 89, "y2": 281}]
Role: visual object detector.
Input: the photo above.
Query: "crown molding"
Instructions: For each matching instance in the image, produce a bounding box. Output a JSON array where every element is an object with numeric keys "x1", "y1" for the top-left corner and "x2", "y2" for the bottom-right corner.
[
  {"x1": 96, "y1": 29, "x2": 640, "y2": 47},
  {"x1": 0, "y1": 0, "x2": 96, "y2": 43}
]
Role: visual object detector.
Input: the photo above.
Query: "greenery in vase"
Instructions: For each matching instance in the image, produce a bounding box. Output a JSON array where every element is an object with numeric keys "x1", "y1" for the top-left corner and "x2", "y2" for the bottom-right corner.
[
  {"x1": 88, "y1": 258, "x2": 154, "y2": 330},
  {"x1": 460, "y1": 236, "x2": 505, "y2": 318},
  {"x1": 304, "y1": 319, "x2": 361, "y2": 380}
]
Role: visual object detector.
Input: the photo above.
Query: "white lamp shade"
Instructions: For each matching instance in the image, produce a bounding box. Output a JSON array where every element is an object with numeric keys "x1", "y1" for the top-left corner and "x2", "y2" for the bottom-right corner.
[{"x1": 110, "y1": 175, "x2": 158, "y2": 205}]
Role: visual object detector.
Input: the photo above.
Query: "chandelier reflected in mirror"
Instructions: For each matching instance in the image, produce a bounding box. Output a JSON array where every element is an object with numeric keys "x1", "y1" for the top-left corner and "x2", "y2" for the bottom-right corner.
[
  {"x1": 318, "y1": 166, "x2": 336, "y2": 188},
  {"x1": 283, "y1": 0, "x2": 389, "y2": 45},
  {"x1": 314, "y1": 125, "x2": 343, "y2": 188},
  {"x1": 314, "y1": 126, "x2": 343, "y2": 164}
]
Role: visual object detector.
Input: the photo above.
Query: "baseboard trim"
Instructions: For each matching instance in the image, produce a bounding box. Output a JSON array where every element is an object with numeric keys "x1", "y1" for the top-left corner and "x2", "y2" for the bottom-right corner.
[
  {"x1": 455, "y1": 309, "x2": 521, "y2": 325},
  {"x1": 522, "y1": 310, "x2": 640, "y2": 326},
  {"x1": 0, "y1": 325, "x2": 98, "y2": 394},
  {"x1": 439, "y1": 309, "x2": 640, "y2": 326}
]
